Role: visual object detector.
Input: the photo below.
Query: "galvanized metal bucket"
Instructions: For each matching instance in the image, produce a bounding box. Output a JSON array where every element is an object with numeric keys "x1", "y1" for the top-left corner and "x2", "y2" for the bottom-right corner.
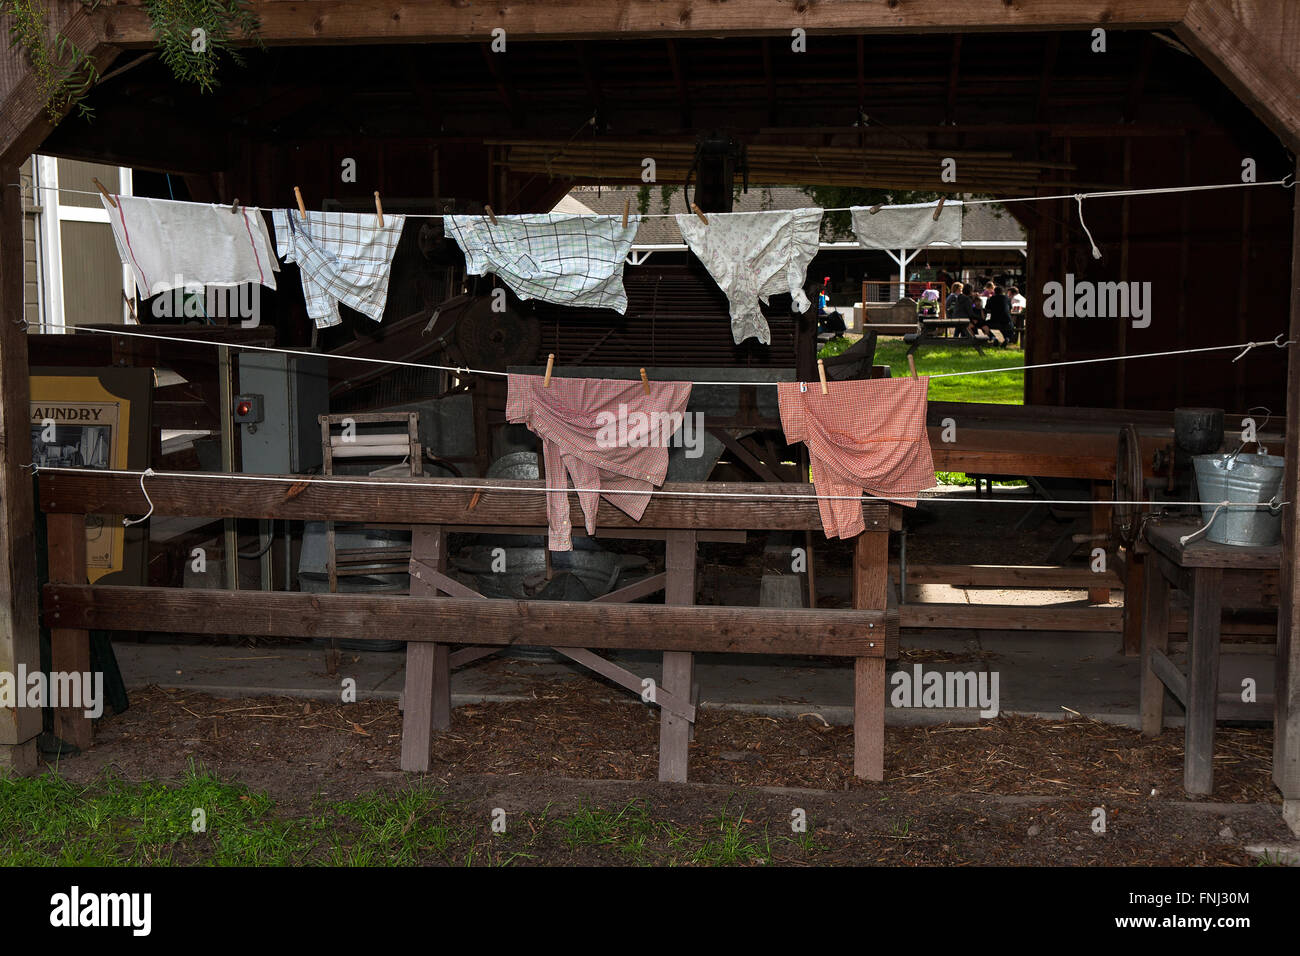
[{"x1": 1192, "y1": 451, "x2": 1285, "y2": 546}]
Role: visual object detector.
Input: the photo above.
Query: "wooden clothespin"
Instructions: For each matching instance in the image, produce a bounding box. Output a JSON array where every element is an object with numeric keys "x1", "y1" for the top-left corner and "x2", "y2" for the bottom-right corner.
[
  {"x1": 907, "y1": 354, "x2": 918, "y2": 379},
  {"x1": 92, "y1": 178, "x2": 117, "y2": 208},
  {"x1": 639, "y1": 368, "x2": 651, "y2": 395},
  {"x1": 543, "y1": 353, "x2": 555, "y2": 388},
  {"x1": 622, "y1": 199, "x2": 630, "y2": 229},
  {"x1": 932, "y1": 196, "x2": 946, "y2": 221},
  {"x1": 484, "y1": 204, "x2": 498, "y2": 224},
  {"x1": 690, "y1": 202, "x2": 709, "y2": 225},
  {"x1": 867, "y1": 203, "x2": 882, "y2": 215},
  {"x1": 294, "y1": 186, "x2": 306, "y2": 218},
  {"x1": 230, "y1": 198, "x2": 240, "y2": 215},
  {"x1": 468, "y1": 490, "x2": 483, "y2": 511},
  {"x1": 121, "y1": 290, "x2": 137, "y2": 323},
  {"x1": 817, "y1": 359, "x2": 828, "y2": 395},
  {"x1": 374, "y1": 191, "x2": 384, "y2": 227}
]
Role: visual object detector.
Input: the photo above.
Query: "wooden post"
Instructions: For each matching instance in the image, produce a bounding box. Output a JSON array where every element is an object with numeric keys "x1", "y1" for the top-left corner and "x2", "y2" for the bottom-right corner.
[
  {"x1": 1275, "y1": 155, "x2": 1300, "y2": 834},
  {"x1": 0, "y1": 161, "x2": 41, "y2": 772},
  {"x1": 1138, "y1": 555, "x2": 1170, "y2": 736},
  {"x1": 45, "y1": 513, "x2": 92, "y2": 751},
  {"x1": 852, "y1": 527, "x2": 888, "y2": 780},
  {"x1": 1122, "y1": 550, "x2": 1145, "y2": 657},
  {"x1": 1184, "y1": 567, "x2": 1223, "y2": 795},
  {"x1": 401, "y1": 525, "x2": 450, "y2": 771},
  {"x1": 658, "y1": 530, "x2": 696, "y2": 782},
  {"x1": 1089, "y1": 481, "x2": 1111, "y2": 604}
]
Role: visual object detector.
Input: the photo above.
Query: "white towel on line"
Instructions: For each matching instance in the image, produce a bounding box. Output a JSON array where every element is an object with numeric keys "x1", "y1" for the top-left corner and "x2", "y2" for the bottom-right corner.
[
  {"x1": 102, "y1": 194, "x2": 278, "y2": 297},
  {"x1": 850, "y1": 200, "x2": 963, "y2": 251}
]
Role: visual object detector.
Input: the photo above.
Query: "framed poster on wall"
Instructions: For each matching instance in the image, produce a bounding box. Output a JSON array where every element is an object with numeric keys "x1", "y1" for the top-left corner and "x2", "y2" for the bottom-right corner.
[{"x1": 29, "y1": 367, "x2": 152, "y2": 585}]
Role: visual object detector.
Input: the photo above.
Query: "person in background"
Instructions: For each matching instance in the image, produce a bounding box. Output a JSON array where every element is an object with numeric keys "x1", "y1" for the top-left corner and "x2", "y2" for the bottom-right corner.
[
  {"x1": 1010, "y1": 285, "x2": 1027, "y2": 313},
  {"x1": 946, "y1": 281, "x2": 964, "y2": 318},
  {"x1": 984, "y1": 285, "x2": 1015, "y2": 346},
  {"x1": 979, "y1": 281, "x2": 995, "y2": 308}
]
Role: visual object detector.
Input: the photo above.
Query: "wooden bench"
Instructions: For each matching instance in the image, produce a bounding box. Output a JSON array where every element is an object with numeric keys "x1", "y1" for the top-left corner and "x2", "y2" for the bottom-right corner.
[{"x1": 38, "y1": 469, "x2": 897, "y2": 783}]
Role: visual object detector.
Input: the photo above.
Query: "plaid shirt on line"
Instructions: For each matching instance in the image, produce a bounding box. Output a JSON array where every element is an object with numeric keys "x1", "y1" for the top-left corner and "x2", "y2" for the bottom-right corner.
[
  {"x1": 778, "y1": 376, "x2": 936, "y2": 538},
  {"x1": 446, "y1": 214, "x2": 641, "y2": 314},
  {"x1": 272, "y1": 209, "x2": 405, "y2": 328}
]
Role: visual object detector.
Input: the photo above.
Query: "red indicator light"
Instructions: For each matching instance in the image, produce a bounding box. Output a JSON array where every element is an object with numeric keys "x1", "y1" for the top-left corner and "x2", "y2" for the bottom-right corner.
[{"x1": 236, "y1": 401, "x2": 252, "y2": 416}]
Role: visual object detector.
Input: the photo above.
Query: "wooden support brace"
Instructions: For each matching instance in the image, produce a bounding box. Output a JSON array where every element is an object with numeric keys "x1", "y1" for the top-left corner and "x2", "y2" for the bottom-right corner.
[{"x1": 555, "y1": 647, "x2": 695, "y2": 722}]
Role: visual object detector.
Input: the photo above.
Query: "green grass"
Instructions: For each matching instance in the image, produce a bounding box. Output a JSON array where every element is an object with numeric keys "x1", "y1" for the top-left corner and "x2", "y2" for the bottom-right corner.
[
  {"x1": 817, "y1": 336, "x2": 1026, "y2": 486},
  {"x1": 0, "y1": 770, "x2": 826, "y2": 867},
  {"x1": 871, "y1": 339, "x2": 1025, "y2": 405}
]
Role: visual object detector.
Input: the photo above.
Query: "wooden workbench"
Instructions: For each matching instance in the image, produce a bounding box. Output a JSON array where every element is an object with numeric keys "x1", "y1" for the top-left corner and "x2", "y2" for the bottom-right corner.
[{"x1": 1139, "y1": 518, "x2": 1280, "y2": 795}]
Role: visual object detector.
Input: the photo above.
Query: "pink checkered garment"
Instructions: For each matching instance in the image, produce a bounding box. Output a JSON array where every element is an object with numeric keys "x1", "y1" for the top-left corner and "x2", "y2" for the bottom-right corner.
[
  {"x1": 507, "y1": 375, "x2": 693, "y2": 550},
  {"x1": 778, "y1": 376, "x2": 935, "y2": 538}
]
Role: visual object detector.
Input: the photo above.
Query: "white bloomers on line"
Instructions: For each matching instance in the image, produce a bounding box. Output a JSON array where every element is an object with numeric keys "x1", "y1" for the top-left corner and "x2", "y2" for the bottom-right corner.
[
  {"x1": 850, "y1": 199, "x2": 963, "y2": 251},
  {"x1": 675, "y1": 208, "x2": 823, "y2": 345}
]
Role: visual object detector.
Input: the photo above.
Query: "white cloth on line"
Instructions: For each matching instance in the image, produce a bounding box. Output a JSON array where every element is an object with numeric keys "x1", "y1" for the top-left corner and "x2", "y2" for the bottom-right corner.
[
  {"x1": 445, "y1": 213, "x2": 641, "y2": 313},
  {"x1": 675, "y1": 208, "x2": 823, "y2": 345},
  {"x1": 101, "y1": 194, "x2": 279, "y2": 297},
  {"x1": 850, "y1": 200, "x2": 963, "y2": 251},
  {"x1": 272, "y1": 209, "x2": 406, "y2": 328}
]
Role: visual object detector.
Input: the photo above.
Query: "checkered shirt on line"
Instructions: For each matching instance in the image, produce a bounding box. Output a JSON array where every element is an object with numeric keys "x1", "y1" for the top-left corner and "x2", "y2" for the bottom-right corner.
[
  {"x1": 778, "y1": 376, "x2": 936, "y2": 539},
  {"x1": 272, "y1": 209, "x2": 405, "y2": 328},
  {"x1": 506, "y1": 374, "x2": 693, "y2": 551},
  {"x1": 445, "y1": 214, "x2": 641, "y2": 314}
]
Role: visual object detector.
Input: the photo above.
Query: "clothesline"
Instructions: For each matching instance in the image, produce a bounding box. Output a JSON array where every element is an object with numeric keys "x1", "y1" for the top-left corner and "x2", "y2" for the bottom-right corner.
[
  {"x1": 26, "y1": 464, "x2": 1288, "y2": 512},
  {"x1": 13, "y1": 175, "x2": 1293, "y2": 219},
  {"x1": 74, "y1": 325, "x2": 1292, "y2": 386}
]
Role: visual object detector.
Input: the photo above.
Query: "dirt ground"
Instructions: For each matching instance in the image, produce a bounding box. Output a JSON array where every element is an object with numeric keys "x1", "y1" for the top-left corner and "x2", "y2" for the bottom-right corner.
[{"x1": 49, "y1": 675, "x2": 1291, "y2": 866}]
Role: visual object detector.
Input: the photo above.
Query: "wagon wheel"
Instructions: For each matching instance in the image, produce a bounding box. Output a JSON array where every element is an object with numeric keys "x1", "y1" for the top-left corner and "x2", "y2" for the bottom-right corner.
[{"x1": 1112, "y1": 423, "x2": 1145, "y2": 548}]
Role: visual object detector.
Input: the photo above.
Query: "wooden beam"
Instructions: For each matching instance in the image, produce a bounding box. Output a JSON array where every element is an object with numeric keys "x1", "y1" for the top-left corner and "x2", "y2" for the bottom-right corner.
[
  {"x1": 1277, "y1": 155, "x2": 1300, "y2": 833},
  {"x1": 1148, "y1": 647, "x2": 1188, "y2": 707},
  {"x1": 1177, "y1": 0, "x2": 1300, "y2": 151},
  {"x1": 37, "y1": 471, "x2": 890, "y2": 531},
  {"x1": 899, "y1": 604, "x2": 1124, "y2": 632},
  {"x1": 899, "y1": 563, "x2": 1123, "y2": 589},
  {"x1": 0, "y1": 164, "x2": 40, "y2": 770},
  {"x1": 43, "y1": 585, "x2": 889, "y2": 656},
  {"x1": 91, "y1": 2, "x2": 1193, "y2": 48}
]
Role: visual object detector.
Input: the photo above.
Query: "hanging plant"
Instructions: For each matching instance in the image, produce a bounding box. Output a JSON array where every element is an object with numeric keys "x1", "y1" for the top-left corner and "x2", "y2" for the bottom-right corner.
[
  {"x1": 142, "y1": 0, "x2": 261, "y2": 92},
  {"x1": 2, "y1": 0, "x2": 100, "y2": 121}
]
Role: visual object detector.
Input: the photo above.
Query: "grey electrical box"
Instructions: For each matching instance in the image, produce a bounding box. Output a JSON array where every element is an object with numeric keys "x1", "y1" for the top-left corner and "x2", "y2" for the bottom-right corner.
[
  {"x1": 237, "y1": 353, "x2": 329, "y2": 474},
  {"x1": 233, "y1": 393, "x2": 264, "y2": 424}
]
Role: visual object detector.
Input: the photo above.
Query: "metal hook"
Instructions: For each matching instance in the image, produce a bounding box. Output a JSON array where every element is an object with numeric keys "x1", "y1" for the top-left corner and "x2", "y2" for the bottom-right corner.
[{"x1": 1281, "y1": 173, "x2": 1295, "y2": 189}]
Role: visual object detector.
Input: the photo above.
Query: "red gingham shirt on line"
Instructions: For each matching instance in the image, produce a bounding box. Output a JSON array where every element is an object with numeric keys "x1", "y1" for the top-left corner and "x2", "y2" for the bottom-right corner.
[
  {"x1": 507, "y1": 374, "x2": 694, "y2": 551},
  {"x1": 778, "y1": 376, "x2": 935, "y2": 538}
]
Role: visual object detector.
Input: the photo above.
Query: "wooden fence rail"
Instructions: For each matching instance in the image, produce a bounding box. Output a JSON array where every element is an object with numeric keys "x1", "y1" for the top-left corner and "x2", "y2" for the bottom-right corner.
[{"x1": 37, "y1": 470, "x2": 895, "y2": 783}]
